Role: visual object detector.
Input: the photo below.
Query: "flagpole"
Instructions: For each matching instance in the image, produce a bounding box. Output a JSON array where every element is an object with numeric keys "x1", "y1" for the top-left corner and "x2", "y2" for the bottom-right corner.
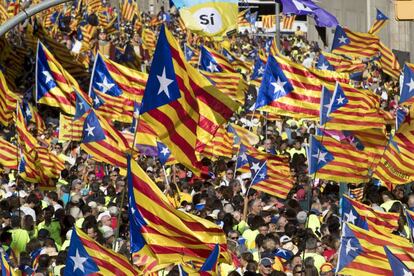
[
  {"x1": 245, "y1": 160, "x2": 267, "y2": 196},
  {"x1": 275, "y1": 1, "x2": 281, "y2": 50},
  {"x1": 113, "y1": 185, "x2": 126, "y2": 251}
]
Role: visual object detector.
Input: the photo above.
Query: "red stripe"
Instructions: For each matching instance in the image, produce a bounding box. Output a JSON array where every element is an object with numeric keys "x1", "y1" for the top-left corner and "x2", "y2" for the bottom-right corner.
[{"x1": 145, "y1": 109, "x2": 198, "y2": 164}]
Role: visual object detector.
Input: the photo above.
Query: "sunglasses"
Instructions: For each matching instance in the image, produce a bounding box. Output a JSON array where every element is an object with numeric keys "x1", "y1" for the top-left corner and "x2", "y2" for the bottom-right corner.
[{"x1": 229, "y1": 236, "x2": 238, "y2": 240}]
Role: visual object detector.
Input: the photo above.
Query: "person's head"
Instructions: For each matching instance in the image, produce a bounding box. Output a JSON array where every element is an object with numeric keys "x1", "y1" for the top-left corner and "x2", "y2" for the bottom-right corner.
[
  {"x1": 264, "y1": 139, "x2": 272, "y2": 150},
  {"x1": 47, "y1": 191, "x2": 59, "y2": 203},
  {"x1": 86, "y1": 224, "x2": 99, "y2": 239},
  {"x1": 290, "y1": 255, "x2": 302, "y2": 269},
  {"x1": 98, "y1": 211, "x2": 112, "y2": 227},
  {"x1": 54, "y1": 143, "x2": 63, "y2": 154},
  {"x1": 249, "y1": 199, "x2": 262, "y2": 214},
  {"x1": 277, "y1": 215, "x2": 288, "y2": 229},
  {"x1": 259, "y1": 257, "x2": 274, "y2": 276},
  {"x1": 225, "y1": 169, "x2": 234, "y2": 181},
  {"x1": 408, "y1": 193, "x2": 414, "y2": 208},
  {"x1": 305, "y1": 237, "x2": 318, "y2": 252},
  {"x1": 292, "y1": 264, "x2": 304, "y2": 276},
  {"x1": 43, "y1": 206, "x2": 54, "y2": 223},
  {"x1": 240, "y1": 252, "x2": 254, "y2": 267},
  {"x1": 381, "y1": 191, "x2": 394, "y2": 203}
]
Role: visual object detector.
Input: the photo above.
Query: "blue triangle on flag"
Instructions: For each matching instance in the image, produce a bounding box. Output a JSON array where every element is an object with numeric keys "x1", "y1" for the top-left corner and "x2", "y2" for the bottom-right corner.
[
  {"x1": 199, "y1": 244, "x2": 219, "y2": 272},
  {"x1": 157, "y1": 141, "x2": 171, "y2": 165},
  {"x1": 328, "y1": 82, "x2": 348, "y2": 115},
  {"x1": 336, "y1": 224, "x2": 363, "y2": 273},
  {"x1": 140, "y1": 25, "x2": 181, "y2": 114},
  {"x1": 317, "y1": 54, "x2": 334, "y2": 71},
  {"x1": 399, "y1": 65, "x2": 414, "y2": 104},
  {"x1": 74, "y1": 90, "x2": 91, "y2": 120},
  {"x1": 82, "y1": 110, "x2": 106, "y2": 143},
  {"x1": 384, "y1": 246, "x2": 410, "y2": 276},
  {"x1": 376, "y1": 9, "x2": 388, "y2": 21},
  {"x1": 64, "y1": 228, "x2": 99, "y2": 276},
  {"x1": 256, "y1": 55, "x2": 294, "y2": 110},
  {"x1": 247, "y1": 155, "x2": 268, "y2": 184},
  {"x1": 331, "y1": 25, "x2": 350, "y2": 50},
  {"x1": 341, "y1": 196, "x2": 369, "y2": 230},
  {"x1": 320, "y1": 86, "x2": 333, "y2": 125},
  {"x1": 36, "y1": 43, "x2": 58, "y2": 101},
  {"x1": 199, "y1": 46, "x2": 222, "y2": 73},
  {"x1": 91, "y1": 54, "x2": 122, "y2": 97},
  {"x1": 309, "y1": 136, "x2": 334, "y2": 174}
]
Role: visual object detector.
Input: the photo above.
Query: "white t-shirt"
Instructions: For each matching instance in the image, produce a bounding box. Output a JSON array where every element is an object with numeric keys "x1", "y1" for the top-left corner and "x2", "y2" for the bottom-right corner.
[{"x1": 20, "y1": 205, "x2": 36, "y2": 222}]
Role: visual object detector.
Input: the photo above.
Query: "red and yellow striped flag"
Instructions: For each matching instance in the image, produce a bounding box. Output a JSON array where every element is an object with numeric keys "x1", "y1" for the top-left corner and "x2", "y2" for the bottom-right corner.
[
  {"x1": 377, "y1": 42, "x2": 401, "y2": 79},
  {"x1": 0, "y1": 4, "x2": 9, "y2": 23},
  {"x1": 322, "y1": 51, "x2": 366, "y2": 73},
  {"x1": 121, "y1": 0, "x2": 137, "y2": 22},
  {"x1": 282, "y1": 15, "x2": 296, "y2": 30},
  {"x1": 201, "y1": 125, "x2": 234, "y2": 160},
  {"x1": 59, "y1": 114, "x2": 83, "y2": 142},
  {"x1": 373, "y1": 108, "x2": 414, "y2": 185},
  {"x1": 128, "y1": 157, "x2": 230, "y2": 265},
  {"x1": 138, "y1": 25, "x2": 238, "y2": 174},
  {"x1": 35, "y1": 41, "x2": 80, "y2": 115},
  {"x1": 65, "y1": 227, "x2": 138, "y2": 275},
  {"x1": 200, "y1": 71, "x2": 246, "y2": 104},
  {"x1": 0, "y1": 71, "x2": 18, "y2": 126},
  {"x1": 332, "y1": 26, "x2": 380, "y2": 59},
  {"x1": 342, "y1": 195, "x2": 399, "y2": 234},
  {"x1": 142, "y1": 28, "x2": 156, "y2": 55},
  {"x1": 368, "y1": 9, "x2": 388, "y2": 35},
  {"x1": 81, "y1": 111, "x2": 130, "y2": 168},
  {"x1": 337, "y1": 223, "x2": 414, "y2": 276},
  {"x1": 262, "y1": 15, "x2": 275, "y2": 29},
  {"x1": 35, "y1": 147, "x2": 64, "y2": 179},
  {"x1": 0, "y1": 137, "x2": 17, "y2": 170},
  {"x1": 314, "y1": 136, "x2": 372, "y2": 183}
]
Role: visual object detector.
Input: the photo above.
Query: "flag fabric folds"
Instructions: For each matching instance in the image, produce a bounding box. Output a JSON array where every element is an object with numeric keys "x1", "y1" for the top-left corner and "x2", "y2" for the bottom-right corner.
[
  {"x1": 172, "y1": 0, "x2": 238, "y2": 37},
  {"x1": 309, "y1": 136, "x2": 372, "y2": 183},
  {"x1": 64, "y1": 227, "x2": 137, "y2": 276},
  {"x1": 373, "y1": 107, "x2": 414, "y2": 185},
  {"x1": 399, "y1": 64, "x2": 414, "y2": 105},
  {"x1": 341, "y1": 195, "x2": 399, "y2": 235},
  {"x1": 0, "y1": 137, "x2": 17, "y2": 170},
  {"x1": 0, "y1": 71, "x2": 18, "y2": 126},
  {"x1": 138, "y1": 25, "x2": 238, "y2": 175},
  {"x1": 282, "y1": 15, "x2": 296, "y2": 30},
  {"x1": 200, "y1": 70, "x2": 246, "y2": 104},
  {"x1": 321, "y1": 51, "x2": 366, "y2": 74},
  {"x1": 199, "y1": 46, "x2": 235, "y2": 73},
  {"x1": 280, "y1": 0, "x2": 338, "y2": 28},
  {"x1": 377, "y1": 42, "x2": 401, "y2": 79},
  {"x1": 337, "y1": 223, "x2": 414, "y2": 276},
  {"x1": 332, "y1": 25, "x2": 380, "y2": 59},
  {"x1": 59, "y1": 114, "x2": 83, "y2": 142},
  {"x1": 201, "y1": 125, "x2": 234, "y2": 160},
  {"x1": 127, "y1": 157, "x2": 230, "y2": 265},
  {"x1": 35, "y1": 41, "x2": 80, "y2": 115},
  {"x1": 81, "y1": 110, "x2": 130, "y2": 168},
  {"x1": 368, "y1": 9, "x2": 388, "y2": 35}
]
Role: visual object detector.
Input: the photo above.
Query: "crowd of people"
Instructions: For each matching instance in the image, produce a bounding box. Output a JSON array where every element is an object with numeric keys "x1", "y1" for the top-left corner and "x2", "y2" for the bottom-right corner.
[{"x1": 0, "y1": 1, "x2": 411, "y2": 276}]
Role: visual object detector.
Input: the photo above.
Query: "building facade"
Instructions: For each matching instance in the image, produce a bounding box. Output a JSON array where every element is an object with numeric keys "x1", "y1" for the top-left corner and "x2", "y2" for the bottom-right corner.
[{"x1": 137, "y1": 0, "x2": 169, "y2": 15}]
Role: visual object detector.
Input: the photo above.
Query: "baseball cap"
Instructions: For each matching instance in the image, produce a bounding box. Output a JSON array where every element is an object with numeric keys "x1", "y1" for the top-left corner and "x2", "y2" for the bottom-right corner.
[{"x1": 259, "y1": 257, "x2": 274, "y2": 267}]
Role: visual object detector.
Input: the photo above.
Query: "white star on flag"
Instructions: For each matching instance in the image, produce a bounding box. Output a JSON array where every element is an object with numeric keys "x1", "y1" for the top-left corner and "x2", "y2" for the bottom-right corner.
[
  {"x1": 160, "y1": 147, "x2": 170, "y2": 156},
  {"x1": 403, "y1": 269, "x2": 412, "y2": 276},
  {"x1": 239, "y1": 153, "x2": 248, "y2": 162},
  {"x1": 345, "y1": 239, "x2": 358, "y2": 254},
  {"x1": 312, "y1": 149, "x2": 328, "y2": 164},
  {"x1": 318, "y1": 63, "x2": 329, "y2": 71},
  {"x1": 25, "y1": 108, "x2": 31, "y2": 117},
  {"x1": 259, "y1": 173, "x2": 266, "y2": 179},
  {"x1": 258, "y1": 66, "x2": 265, "y2": 75},
  {"x1": 406, "y1": 79, "x2": 414, "y2": 92},
  {"x1": 344, "y1": 210, "x2": 357, "y2": 224},
  {"x1": 338, "y1": 36, "x2": 348, "y2": 44},
  {"x1": 42, "y1": 71, "x2": 54, "y2": 83},
  {"x1": 157, "y1": 67, "x2": 174, "y2": 99},
  {"x1": 336, "y1": 95, "x2": 346, "y2": 105},
  {"x1": 207, "y1": 62, "x2": 219, "y2": 72},
  {"x1": 85, "y1": 124, "x2": 95, "y2": 136},
  {"x1": 247, "y1": 94, "x2": 253, "y2": 101},
  {"x1": 251, "y1": 162, "x2": 261, "y2": 172},
  {"x1": 70, "y1": 249, "x2": 88, "y2": 272},
  {"x1": 78, "y1": 102, "x2": 84, "y2": 110},
  {"x1": 271, "y1": 77, "x2": 287, "y2": 95},
  {"x1": 93, "y1": 97, "x2": 101, "y2": 106},
  {"x1": 97, "y1": 76, "x2": 115, "y2": 93}
]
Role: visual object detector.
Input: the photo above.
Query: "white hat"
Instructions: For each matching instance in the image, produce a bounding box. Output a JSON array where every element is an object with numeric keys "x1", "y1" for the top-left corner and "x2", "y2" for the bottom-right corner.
[
  {"x1": 100, "y1": 225, "x2": 114, "y2": 239},
  {"x1": 241, "y1": 172, "x2": 251, "y2": 180},
  {"x1": 97, "y1": 211, "x2": 111, "y2": 222},
  {"x1": 88, "y1": 201, "x2": 98, "y2": 209},
  {"x1": 209, "y1": 209, "x2": 221, "y2": 220}
]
